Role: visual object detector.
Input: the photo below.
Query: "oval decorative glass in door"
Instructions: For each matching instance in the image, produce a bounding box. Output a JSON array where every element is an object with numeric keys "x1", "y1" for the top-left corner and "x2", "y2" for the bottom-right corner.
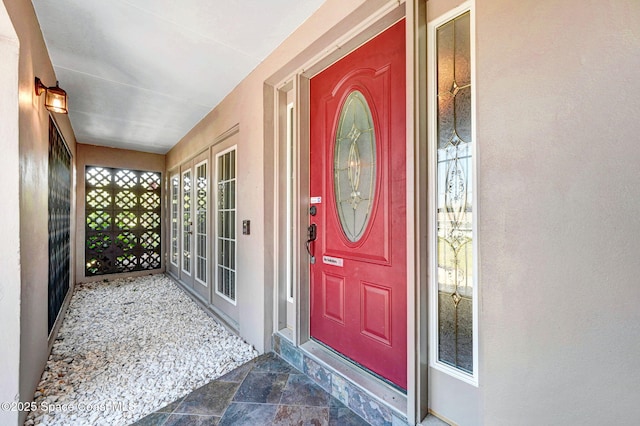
[{"x1": 334, "y1": 90, "x2": 376, "y2": 242}]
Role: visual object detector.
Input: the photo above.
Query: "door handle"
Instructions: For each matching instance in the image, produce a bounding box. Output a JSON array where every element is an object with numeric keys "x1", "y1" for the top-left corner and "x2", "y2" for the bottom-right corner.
[
  {"x1": 307, "y1": 224, "x2": 317, "y2": 242},
  {"x1": 306, "y1": 224, "x2": 317, "y2": 263}
]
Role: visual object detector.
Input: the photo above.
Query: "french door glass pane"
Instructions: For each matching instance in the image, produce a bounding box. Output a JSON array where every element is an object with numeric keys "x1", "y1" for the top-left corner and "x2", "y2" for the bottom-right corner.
[
  {"x1": 195, "y1": 162, "x2": 207, "y2": 283},
  {"x1": 182, "y1": 171, "x2": 192, "y2": 274},
  {"x1": 170, "y1": 176, "x2": 179, "y2": 265},
  {"x1": 216, "y1": 149, "x2": 237, "y2": 301}
]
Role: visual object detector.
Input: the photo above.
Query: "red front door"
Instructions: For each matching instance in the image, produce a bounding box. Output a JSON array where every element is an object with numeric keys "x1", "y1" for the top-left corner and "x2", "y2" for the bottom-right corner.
[{"x1": 309, "y1": 20, "x2": 407, "y2": 389}]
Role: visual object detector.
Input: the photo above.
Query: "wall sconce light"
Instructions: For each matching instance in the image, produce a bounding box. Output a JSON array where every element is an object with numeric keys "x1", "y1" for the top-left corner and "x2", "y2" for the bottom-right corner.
[{"x1": 35, "y1": 77, "x2": 68, "y2": 114}]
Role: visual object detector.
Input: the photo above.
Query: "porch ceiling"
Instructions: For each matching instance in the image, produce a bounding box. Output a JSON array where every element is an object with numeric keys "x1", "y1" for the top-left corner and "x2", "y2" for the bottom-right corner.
[{"x1": 32, "y1": 0, "x2": 324, "y2": 154}]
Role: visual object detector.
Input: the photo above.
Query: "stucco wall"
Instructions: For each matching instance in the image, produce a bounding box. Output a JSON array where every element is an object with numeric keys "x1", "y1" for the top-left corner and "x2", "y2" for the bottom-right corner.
[
  {"x1": 2, "y1": 0, "x2": 78, "y2": 424},
  {"x1": 165, "y1": 0, "x2": 384, "y2": 353},
  {"x1": 168, "y1": 0, "x2": 640, "y2": 422},
  {"x1": 477, "y1": 0, "x2": 640, "y2": 424},
  {"x1": 75, "y1": 143, "x2": 166, "y2": 283},
  {"x1": 0, "y1": 2, "x2": 21, "y2": 425}
]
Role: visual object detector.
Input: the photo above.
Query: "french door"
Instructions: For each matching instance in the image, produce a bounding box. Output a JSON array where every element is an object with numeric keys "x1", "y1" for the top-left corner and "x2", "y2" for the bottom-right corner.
[{"x1": 179, "y1": 151, "x2": 209, "y2": 298}]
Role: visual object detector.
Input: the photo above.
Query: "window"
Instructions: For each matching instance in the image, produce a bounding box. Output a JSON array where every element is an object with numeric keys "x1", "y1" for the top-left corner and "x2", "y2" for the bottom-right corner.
[
  {"x1": 286, "y1": 102, "x2": 295, "y2": 302},
  {"x1": 85, "y1": 167, "x2": 161, "y2": 276},
  {"x1": 182, "y1": 170, "x2": 192, "y2": 275},
  {"x1": 195, "y1": 160, "x2": 208, "y2": 285},
  {"x1": 429, "y1": 4, "x2": 477, "y2": 384},
  {"x1": 215, "y1": 147, "x2": 237, "y2": 303},
  {"x1": 170, "y1": 174, "x2": 179, "y2": 266},
  {"x1": 334, "y1": 90, "x2": 377, "y2": 243}
]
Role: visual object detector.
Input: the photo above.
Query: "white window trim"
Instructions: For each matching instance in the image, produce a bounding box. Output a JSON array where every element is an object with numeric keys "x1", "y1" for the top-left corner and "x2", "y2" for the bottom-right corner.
[
  {"x1": 427, "y1": 0, "x2": 479, "y2": 387},
  {"x1": 170, "y1": 174, "x2": 179, "y2": 267},
  {"x1": 181, "y1": 169, "x2": 192, "y2": 277},
  {"x1": 214, "y1": 145, "x2": 238, "y2": 305},
  {"x1": 194, "y1": 159, "x2": 209, "y2": 287}
]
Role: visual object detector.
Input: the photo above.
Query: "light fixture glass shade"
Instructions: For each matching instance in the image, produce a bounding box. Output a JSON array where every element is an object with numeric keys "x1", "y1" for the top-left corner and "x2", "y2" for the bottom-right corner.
[{"x1": 45, "y1": 83, "x2": 68, "y2": 114}]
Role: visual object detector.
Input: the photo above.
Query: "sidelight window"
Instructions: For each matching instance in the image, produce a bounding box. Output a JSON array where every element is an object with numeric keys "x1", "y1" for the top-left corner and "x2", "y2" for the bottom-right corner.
[
  {"x1": 429, "y1": 5, "x2": 477, "y2": 383},
  {"x1": 286, "y1": 102, "x2": 295, "y2": 302}
]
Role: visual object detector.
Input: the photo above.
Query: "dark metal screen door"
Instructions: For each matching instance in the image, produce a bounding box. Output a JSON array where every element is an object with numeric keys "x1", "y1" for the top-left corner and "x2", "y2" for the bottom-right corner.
[
  {"x1": 48, "y1": 117, "x2": 72, "y2": 334},
  {"x1": 85, "y1": 166, "x2": 162, "y2": 276}
]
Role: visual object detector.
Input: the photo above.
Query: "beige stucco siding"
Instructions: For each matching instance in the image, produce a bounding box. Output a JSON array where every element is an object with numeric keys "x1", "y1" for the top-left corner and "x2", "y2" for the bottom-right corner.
[
  {"x1": 165, "y1": 0, "x2": 382, "y2": 353},
  {"x1": 477, "y1": 0, "x2": 640, "y2": 424},
  {"x1": 168, "y1": 0, "x2": 640, "y2": 423},
  {"x1": 0, "y1": 3, "x2": 21, "y2": 425},
  {"x1": 2, "y1": 1, "x2": 78, "y2": 424}
]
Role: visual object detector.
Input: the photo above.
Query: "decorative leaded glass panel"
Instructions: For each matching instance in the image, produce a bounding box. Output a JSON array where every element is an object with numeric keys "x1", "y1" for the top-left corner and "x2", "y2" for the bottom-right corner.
[
  {"x1": 333, "y1": 90, "x2": 376, "y2": 242},
  {"x1": 436, "y1": 11, "x2": 474, "y2": 374},
  {"x1": 85, "y1": 166, "x2": 161, "y2": 276}
]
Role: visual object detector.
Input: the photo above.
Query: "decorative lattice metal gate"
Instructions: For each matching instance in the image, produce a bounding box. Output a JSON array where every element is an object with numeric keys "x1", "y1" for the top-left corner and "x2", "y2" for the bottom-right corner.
[
  {"x1": 85, "y1": 166, "x2": 162, "y2": 276},
  {"x1": 48, "y1": 117, "x2": 71, "y2": 333}
]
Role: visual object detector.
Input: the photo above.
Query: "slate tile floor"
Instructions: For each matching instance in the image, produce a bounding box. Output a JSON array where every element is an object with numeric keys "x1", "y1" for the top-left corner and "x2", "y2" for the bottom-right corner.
[{"x1": 132, "y1": 352, "x2": 370, "y2": 425}]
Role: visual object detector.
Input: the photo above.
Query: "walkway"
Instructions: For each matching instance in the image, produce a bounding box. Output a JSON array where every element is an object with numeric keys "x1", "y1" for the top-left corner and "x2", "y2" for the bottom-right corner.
[{"x1": 133, "y1": 352, "x2": 369, "y2": 425}]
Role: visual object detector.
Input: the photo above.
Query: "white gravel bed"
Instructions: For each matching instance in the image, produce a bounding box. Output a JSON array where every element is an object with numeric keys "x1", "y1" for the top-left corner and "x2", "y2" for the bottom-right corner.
[{"x1": 26, "y1": 274, "x2": 258, "y2": 426}]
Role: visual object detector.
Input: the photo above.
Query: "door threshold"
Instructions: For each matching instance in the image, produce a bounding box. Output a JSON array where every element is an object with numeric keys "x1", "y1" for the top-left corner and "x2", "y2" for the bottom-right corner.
[
  {"x1": 299, "y1": 339, "x2": 407, "y2": 416},
  {"x1": 277, "y1": 327, "x2": 294, "y2": 343},
  {"x1": 311, "y1": 338, "x2": 407, "y2": 393}
]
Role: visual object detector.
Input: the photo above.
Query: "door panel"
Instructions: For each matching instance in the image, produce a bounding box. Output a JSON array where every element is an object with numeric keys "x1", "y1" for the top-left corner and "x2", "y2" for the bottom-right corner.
[
  {"x1": 211, "y1": 143, "x2": 240, "y2": 325},
  {"x1": 177, "y1": 152, "x2": 210, "y2": 298},
  {"x1": 310, "y1": 20, "x2": 407, "y2": 389},
  {"x1": 192, "y1": 151, "x2": 210, "y2": 300}
]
